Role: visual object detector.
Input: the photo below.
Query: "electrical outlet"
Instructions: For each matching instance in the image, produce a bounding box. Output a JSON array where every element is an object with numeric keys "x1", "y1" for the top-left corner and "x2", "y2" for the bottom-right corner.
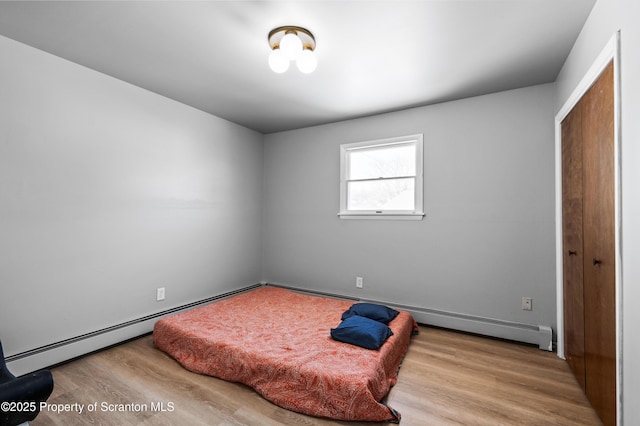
[
  {"x1": 157, "y1": 287, "x2": 165, "y2": 301},
  {"x1": 522, "y1": 297, "x2": 532, "y2": 311},
  {"x1": 356, "y1": 276, "x2": 363, "y2": 289}
]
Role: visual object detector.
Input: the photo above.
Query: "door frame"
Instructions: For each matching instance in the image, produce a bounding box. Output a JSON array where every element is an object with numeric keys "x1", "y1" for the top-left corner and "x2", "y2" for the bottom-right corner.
[{"x1": 554, "y1": 31, "x2": 622, "y2": 422}]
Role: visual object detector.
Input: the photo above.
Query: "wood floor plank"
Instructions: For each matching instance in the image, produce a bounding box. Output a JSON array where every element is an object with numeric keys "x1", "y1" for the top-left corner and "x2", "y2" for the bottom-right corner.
[{"x1": 31, "y1": 326, "x2": 601, "y2": 425}]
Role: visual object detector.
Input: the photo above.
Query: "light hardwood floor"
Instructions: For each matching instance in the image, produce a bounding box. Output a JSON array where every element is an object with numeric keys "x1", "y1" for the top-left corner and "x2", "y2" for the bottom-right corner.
[{"x1": 32, "y1": 326, "x2": 602, "y2": 425}]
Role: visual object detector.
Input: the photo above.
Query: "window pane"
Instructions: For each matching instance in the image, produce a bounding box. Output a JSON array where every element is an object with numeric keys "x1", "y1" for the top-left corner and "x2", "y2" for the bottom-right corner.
[
  {"x1": 348, "y1": 143, "x2": 416, "y2": 180},
  {"x1": 347, "y1": 178, "x2": 415, "y2": 210}
]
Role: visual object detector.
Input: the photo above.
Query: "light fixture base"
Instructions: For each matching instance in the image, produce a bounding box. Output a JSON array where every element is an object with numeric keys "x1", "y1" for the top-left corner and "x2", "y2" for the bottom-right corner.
[{"x1": 268, "y1": 26, "x2": 316, "y2": 51}]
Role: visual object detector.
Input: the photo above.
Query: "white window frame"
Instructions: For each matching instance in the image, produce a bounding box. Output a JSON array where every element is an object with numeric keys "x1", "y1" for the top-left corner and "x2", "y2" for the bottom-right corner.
[{"x1": 338, "y1": 134, "x2": 424, "y2": 220}]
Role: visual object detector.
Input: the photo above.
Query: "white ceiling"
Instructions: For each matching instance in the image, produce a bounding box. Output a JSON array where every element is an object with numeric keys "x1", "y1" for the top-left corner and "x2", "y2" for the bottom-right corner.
[{"x1": 0, "y1": 1, "x2": 595, "y2": 134}]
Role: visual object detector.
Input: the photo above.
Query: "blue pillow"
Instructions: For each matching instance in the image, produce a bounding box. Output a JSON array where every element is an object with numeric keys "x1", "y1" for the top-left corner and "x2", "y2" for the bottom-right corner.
[
  {"x1": 341, "y1": 303, "x2": 399, "y2": 324},
  {"x1": 330, "y1": 315, "x2": 394, "y2": 350}
]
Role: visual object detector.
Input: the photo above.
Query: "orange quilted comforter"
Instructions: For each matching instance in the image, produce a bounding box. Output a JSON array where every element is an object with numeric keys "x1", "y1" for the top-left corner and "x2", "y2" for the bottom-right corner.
[{"x1": 153, "y1": 286, "x2": 417, "y2": 422}]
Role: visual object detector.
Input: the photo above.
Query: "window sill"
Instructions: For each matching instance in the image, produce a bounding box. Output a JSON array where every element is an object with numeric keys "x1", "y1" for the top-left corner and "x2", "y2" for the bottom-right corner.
[{"x1": 337, "y1": 212, "x2": 425, "y2": 221}]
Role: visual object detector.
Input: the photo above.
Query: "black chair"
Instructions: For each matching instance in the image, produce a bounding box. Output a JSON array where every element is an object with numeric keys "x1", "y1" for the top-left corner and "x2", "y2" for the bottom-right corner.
[{"x1": 0, "y1": 341, "x2": 54, "y2": 426}]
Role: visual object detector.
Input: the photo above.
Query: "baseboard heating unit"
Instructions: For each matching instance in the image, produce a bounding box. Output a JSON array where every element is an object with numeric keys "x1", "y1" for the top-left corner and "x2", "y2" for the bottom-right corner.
[
  {"x1": 6, "y1": 284, "x2": 262, "y2": 376},
  {"x1": 360, "y1": 298, "x2": 553, "y2": 351},
  {"x1": 7, "y1": 283, "x2": 553, "y2": 376},
  {"x1": 268, "y1": 283, "x2": 553, "y2": 351}
]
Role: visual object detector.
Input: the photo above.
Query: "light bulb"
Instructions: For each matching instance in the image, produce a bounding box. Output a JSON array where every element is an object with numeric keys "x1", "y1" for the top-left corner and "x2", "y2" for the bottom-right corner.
[
  {"x1": 280, "y1": 32, "x2": 303, "y2": 60},
  {"x1": 268, "y1": 48, "x2": 289, "y2": 73},
  {"x1": 296, "y1": 48, "x2": 317, "y2": 74}
]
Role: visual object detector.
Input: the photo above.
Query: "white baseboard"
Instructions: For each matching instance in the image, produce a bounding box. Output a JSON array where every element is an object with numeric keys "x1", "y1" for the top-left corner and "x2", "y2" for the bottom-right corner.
[
  {"x1": 5, "y1": 284, "x2": 261, "y2": 376},
  {"x1": 6, "y1": 320, "x2": 155, "y2": 377},
  {"x1": 266, "y1": 283, "x2": 553, "y2": 351},
  {"x1": 7, "y1": 283, "x2": 553, "y2": 376},
  {"x1": 361, "y1": 297, "x2": 553, "y2": 351}
]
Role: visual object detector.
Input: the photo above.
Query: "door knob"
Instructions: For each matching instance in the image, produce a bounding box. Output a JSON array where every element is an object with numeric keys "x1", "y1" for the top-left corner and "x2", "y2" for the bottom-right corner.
[{"x1": 568, "y1": 250, "x2": 577, "y2": 256}]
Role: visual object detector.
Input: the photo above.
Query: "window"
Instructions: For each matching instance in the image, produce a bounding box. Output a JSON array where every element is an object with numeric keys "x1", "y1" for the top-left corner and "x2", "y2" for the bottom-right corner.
[{"x1": 339, "y1": 134, "x2": 424, "y2": 220}]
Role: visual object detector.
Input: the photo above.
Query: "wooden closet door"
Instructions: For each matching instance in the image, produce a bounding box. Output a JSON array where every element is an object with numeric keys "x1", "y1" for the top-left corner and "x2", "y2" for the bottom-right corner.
[
  {"x1": 562, "y1": 61, "x2": 615, "y2": 426},
  {"x1": 582, "y1": 61, "x2": 616, "y2": 426},
  {"x1": 561, "y1": 98, "x2": 585, "y2": 390}
]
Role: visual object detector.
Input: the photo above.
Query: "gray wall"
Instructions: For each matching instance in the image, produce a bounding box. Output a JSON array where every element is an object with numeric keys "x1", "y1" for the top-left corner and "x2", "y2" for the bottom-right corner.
[
  {"x1": 555, "y1": 0, "x2": 640, "y2": 422},
  {"x1": 0, "y1": 35, "x2": 263, "y2": 357},
  {"x1": 263, "y1": 84, "x2": 556, "y2": 330}
]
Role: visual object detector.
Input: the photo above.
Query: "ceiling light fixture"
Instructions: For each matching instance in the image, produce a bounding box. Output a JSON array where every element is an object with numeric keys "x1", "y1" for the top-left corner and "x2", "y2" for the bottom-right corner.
[{"x1": 268, "y1": 26, "x2": 317, "y2": 74}]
